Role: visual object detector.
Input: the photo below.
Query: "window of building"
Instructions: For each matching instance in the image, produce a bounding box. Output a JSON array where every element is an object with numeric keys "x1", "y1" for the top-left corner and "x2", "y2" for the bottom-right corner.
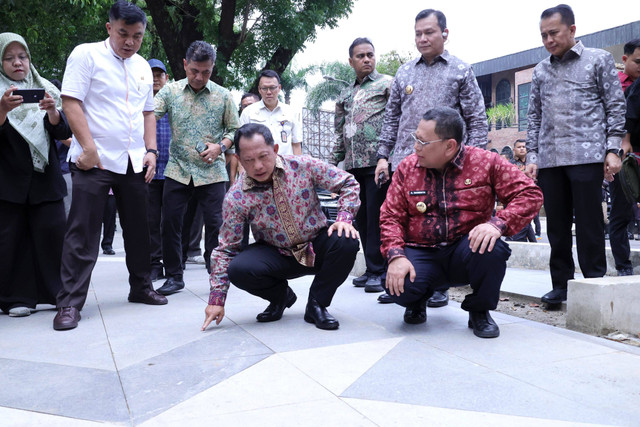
[
  {"x1": 518, "y1": 82, "x2": 531, "y2": 131},
  {"x1": 495, "y1": 79, "x2": 511, "y2": 105}
]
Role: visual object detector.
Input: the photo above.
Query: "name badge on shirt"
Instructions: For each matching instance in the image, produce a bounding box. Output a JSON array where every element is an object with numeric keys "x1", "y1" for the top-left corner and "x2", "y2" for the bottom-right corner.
[
  {"x1": 280, "y1": 121, "x2": 289, "y2": 143},
  {"x1": 410, "y1": 191, "x2": 427, "y2": 195}
]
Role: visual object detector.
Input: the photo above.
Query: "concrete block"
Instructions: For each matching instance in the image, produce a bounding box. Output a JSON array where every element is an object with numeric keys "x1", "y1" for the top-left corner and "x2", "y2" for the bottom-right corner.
[{"x1": 566, "y1": 276, "x2": 640, "y2": 336}]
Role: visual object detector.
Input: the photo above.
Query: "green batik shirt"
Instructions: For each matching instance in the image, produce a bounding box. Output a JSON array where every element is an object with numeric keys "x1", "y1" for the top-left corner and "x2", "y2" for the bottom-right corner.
[
  {"x1": 331, "y1": 70, "x2": 392, "y2": 170},
  {"x1": 155, "y1": 78, "x2": 239, "y2": 186}
]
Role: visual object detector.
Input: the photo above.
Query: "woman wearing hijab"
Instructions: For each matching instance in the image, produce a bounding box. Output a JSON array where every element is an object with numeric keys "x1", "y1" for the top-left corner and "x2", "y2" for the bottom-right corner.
[{"x1": 0, "y1": 32, "x2": 71, "y2": 317}]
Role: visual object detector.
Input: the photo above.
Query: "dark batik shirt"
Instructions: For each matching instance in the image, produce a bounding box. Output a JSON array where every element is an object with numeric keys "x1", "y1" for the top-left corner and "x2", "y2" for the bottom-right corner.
[
  {"x1": 153, "y1": 113, "x2": 171, "y2": 180},
  {"x1": 377, "y1": 51, "x2": 488, "y2": 170},
  {"x1": 526, "y1": 41, "x2": 626, "y2": 169},
  {"x1": 380, "y1": 146, "x2": 543, "y2": 262},
  {"x1": 331, "y1": 70, "x2": 392, "y2": 170}
]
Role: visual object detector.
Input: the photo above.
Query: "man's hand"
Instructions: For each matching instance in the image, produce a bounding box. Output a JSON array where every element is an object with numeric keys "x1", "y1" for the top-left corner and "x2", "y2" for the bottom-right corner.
[
  {"x1": 524, "y1": 163, "x2": 538, "y2": 181},
  {"x1": 386, "y1": 257, "x2": 415, "y2": 296},
  {"x1": 75, "y1": 147, "x2": 103, "y2": 170},
  {"x1": 202, "y1": 304, "x2": 225, "y2": 331},
  {"x1": 143, "y1": 152, "x2": 157, "y2": 183},
  {"x1": 374, "y1": 158, "x2": 390, "y2": 185},
  {"x1": 468, "y1": 223, "x2": 501, "y2": 254},
  {"x1": 604, "y1": 152, "x2": 622, "y2": 182},
  {"x1": 327, "y1": 221, "x2": 360, "y2": 239}
]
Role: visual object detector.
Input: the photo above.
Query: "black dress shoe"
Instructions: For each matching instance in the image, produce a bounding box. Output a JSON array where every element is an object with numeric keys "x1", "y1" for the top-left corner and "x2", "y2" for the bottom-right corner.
[
  {"x1": 468, "y1": 311, "x2": 500, "y2": 338},
  {"x1": 256, "y1": 287, "x2": 297, "y2": 322},
  {"x1": 541, "y1": 288, "x2": 567, "y2": 304},
  {"x1": 378, "y1": 293, "x2": 394, "y2": 304},
  {"x1": 352, "y1": 273, "x2": 370, "y2": 287},
  {"x1": 403, "y1": 299, "x2": 427, "y2": 324},
  {"x1": 304, "y1": 297, "x2": 339, "y2": 330},
  {"x1": 103, "y1": 247, "x2": 115, "y2": 255},
  {"x1": 129, "y1": 288, "x2": 168, "y2": 305},
  {"x1": 150, "y1": 266, "x2": 165, "y2": 282},
  {"x1": 156, "y1": 277, "x2": 185, "y2": 295},
  {"x1": 53, "y1": 307, "x2": 81, "y2": 331},
  {"x1": 364, "y1": 275, "x2": 384, "y2": 293},
  {"x1": 427, "y1": 290, "x2": 449, "y2": 308}
]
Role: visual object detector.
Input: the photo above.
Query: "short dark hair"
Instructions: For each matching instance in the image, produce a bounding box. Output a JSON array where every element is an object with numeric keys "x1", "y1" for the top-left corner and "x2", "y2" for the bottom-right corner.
[
  {"x1": 415, "y1": 9, "x2": 446, "y2": 32},
  {"x1": 258, "y1": 69, "x2": 281, "y2": 84},
  {"x1": 624, "y1": 39, "x2": 640, "y2": 56},
  {"x1": 241, "y1": 92, "x2": 260, "y2": 102},
  {"x1": 109, "y1": 1, "x2": 147, "y2": 26},
  {"x1": 514, "y1": 139, "x2": 526, "y2": 147},
  {"x1": 500, "y1": 145, "x2": 514, "y2": 161},
  {"x1": 348, "y1": 37, "x2": 375, "y2": 57},
  {"x1": 185, "y1": 41, "x2": 216, "y2": 64},
  {"x1": 50, "y1": 79, "x2": 62, "y2": 91},
  {"x1": 540, "y1": 4, "x2": 575, "y2": 26},
  {"x1": 422, "y1": 107, "x2": 464, "y2": 144},
  {"x1": 234, "y1": 123, "x2": 275, "y2": 155}
]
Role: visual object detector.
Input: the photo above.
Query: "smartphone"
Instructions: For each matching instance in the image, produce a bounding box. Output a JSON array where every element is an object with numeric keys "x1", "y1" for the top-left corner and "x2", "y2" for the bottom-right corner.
[
  {"x1": 195, "y1": 141, "x2": 207, "y2": 154},
  {"x1": 13, "y1": 89, "x2": 45, "y2": 103}
]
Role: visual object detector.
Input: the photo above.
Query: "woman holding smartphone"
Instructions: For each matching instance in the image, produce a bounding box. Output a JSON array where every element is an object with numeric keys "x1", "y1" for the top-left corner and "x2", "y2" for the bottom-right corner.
[{"x1": 0, "y1": 32, "x2": 71, "y2": 317}]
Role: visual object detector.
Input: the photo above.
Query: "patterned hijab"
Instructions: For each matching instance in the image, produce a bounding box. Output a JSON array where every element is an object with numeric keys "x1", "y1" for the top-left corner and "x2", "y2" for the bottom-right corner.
[{"x1": 0, "y1": 32, "x2": 61, "y2": 172}]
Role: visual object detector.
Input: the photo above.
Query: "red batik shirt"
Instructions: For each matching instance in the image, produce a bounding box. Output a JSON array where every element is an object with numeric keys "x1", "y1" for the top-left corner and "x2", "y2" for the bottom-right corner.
[{"x1": 380, "y1": 146, "x2": 543, "y2": 262}]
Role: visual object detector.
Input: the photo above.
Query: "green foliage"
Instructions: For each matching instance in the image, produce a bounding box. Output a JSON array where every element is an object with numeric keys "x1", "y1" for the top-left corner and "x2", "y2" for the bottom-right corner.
[
  {"x1": 486, "y1": 103, "x2": 516, "y2": 129},
  {"x1": 376, "y1": 50, "x2": 412, "y2": 76},
  {"x1": 280, "y1": 64, "x2": 313, "y2": 104},
  {"x1": 305, "y1": 61, "x2": 355, "y2": 112}
]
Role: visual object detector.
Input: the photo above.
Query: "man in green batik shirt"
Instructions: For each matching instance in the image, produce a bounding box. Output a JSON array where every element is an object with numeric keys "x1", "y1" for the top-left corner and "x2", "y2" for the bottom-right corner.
[
  {"x1": 330, "y1": 37, "x2": 392, "y2": 293},
  {"x1": 154, "y1": 41, "x2": 239, "y2": 295}
]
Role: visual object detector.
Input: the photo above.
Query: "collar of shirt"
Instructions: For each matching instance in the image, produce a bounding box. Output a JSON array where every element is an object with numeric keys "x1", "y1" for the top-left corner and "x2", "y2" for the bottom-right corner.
[
  {"x1": 254, "y1": 99, "x2": 282, "y2": 114},
  {"x1": 412, "y1": 144, "x2": 466, "y2": 171},
  {"x1": 242, "y1": 155, "x2": 285, "y2": 191},
  {"x1": 104, "y1": 38, "x2": 126, "y2": 61},
  {"x1": 550, "y1": 40, "x2": 583, "y2": 63},
  {"x1": 352, "y1": 70, "x2": 381, "y2": 87},
  {"x1": 416, "y1": 50, "x2": 450, "y2": 67},
  {"x1": 182, "y1": 79, "x2": 214, "y2": 95}
]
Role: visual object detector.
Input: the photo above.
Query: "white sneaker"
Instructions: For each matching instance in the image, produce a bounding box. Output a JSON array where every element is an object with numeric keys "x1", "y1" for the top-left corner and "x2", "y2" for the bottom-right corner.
[
  {"x1": 9, "y1": 307, "x2": 31, "y2": 317},
  {"x1": 186, "y1": 255, "x2": 206, "y2": 264}
]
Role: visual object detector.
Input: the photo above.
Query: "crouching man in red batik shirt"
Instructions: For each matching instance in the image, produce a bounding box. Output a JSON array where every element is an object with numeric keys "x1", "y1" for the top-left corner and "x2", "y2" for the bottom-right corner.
[{"x1": 380, "y1": 107, "x2": 543, "y2": 338}]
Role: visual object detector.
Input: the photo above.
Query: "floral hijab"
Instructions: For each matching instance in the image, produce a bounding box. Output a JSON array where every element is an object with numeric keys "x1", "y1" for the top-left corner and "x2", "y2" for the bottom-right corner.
[{"x1": 0, "y1": 32, "x2": 61, "y2": 172}]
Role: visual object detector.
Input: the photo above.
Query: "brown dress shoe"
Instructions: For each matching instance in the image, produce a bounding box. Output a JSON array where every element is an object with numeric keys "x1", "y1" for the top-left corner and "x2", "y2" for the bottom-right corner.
[
  {"x1": 128, "y1": 288, "x2": 168, "y2": 305},
  {"x1": 53, "y1": 307, "x2": 81, "y2": 331}
]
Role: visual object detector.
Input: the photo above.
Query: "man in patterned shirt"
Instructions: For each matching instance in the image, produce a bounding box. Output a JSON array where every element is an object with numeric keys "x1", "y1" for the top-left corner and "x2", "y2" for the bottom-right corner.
[
  {"x1": 380, "y1": 107, "x2": 543, "y2": 338},
  {"x1": 375, "y1": 8, "x2": 488, "y2": 308},
  {"x1": 154, "y1": 41, "x2": 239, "y2": 296},
  {"x1": 525, "y1": 5, "x2": 626, "y2": 305},
  {"x1": 202, "y1": 123, "x2": 361, "y2": 331},
  {"x1": 331, "y1": 37, "x2": 392, "y2": 293}
]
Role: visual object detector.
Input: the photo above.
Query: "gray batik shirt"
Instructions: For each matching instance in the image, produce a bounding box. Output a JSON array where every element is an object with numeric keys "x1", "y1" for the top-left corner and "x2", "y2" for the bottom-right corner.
[
  {"x1": 526, "y1": 41, "x2": 626, "y2": 169},
  {"x1": 377, "y1": 51, "x2": 488, "y2": 171}
]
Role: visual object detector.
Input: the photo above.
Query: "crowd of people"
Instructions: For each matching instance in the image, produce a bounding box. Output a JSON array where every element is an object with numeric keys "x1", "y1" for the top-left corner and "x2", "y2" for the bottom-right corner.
[{"x1": 1, "y1": 2, "x2": 638, "y2": 340}]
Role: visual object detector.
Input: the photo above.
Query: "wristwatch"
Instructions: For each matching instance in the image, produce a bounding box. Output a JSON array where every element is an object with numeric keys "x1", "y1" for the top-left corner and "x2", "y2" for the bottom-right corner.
[
  {"x1": 146, "y1": 149, "x2": 159, "y2": 158},
  {"x1": 606, "y1": 148, "x2": 624, "y2": 158},
  {"x1": 218, "y1": 142, "x2": 227, "y2": 154}
]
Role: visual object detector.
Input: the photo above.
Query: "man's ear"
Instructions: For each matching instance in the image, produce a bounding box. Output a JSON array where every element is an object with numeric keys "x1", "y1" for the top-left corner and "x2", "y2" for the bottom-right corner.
[{"x1": 273, "y1": 143, "x2": 279, "y2": 155}]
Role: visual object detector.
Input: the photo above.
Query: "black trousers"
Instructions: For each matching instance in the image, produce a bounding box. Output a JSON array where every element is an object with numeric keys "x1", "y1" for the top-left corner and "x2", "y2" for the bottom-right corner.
[
  {"x1": 162, "y1": 178, "x2": 225, "y2": 278},
  {"x1": 350, "y1": 166, "x2": 388, "y2": 276},
  {"x1": 0, "y1": 199, "x2": 65, "y2": 311},
  {"x1": 57, "y1": 162, "x2": 154, "y2": 310},
  {"x1": 228, "y1": 230, "x2": 359, "y2": 307},
  {"x1": 101, "y1": 194, "x2": 117, "y2": 250},
  {"x1": 384, "y1": 236, "x2": 511, "y2": 312},
  {"x1": 538, "y1": 164, "x2": 606, "y2": 290},
  {"x1": 181, "y1": 196, "x2": 204, "y2": 259},
  {"x1": 147, "y1": 179, "x2": 164, "y2": 269},
  {"x1": 608, "y1": 173, "x2": 633, "y2": 271}
]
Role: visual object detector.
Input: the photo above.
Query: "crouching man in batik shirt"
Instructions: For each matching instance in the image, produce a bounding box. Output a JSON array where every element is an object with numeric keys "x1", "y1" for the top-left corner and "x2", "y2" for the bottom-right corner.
[
  {"x1": 202, "y1": 123, "x2": 361, "y2": 331},
  {"x1": 380, "y1": 107, "x2": 543, "y2": 338}
]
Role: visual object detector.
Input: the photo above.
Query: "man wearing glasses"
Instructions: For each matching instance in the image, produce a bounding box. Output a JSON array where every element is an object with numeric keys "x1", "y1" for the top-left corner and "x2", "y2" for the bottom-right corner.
[
  {"x1": 379, "y1": 107, "x2": 542, "y2": 338},
  {"x1": 239, "y1": 70, "x2": 302, "y2": 156}
]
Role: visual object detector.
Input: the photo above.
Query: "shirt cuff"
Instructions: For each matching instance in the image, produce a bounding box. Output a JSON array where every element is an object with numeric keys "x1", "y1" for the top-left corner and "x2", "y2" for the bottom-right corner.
[
  {"x1": 606, "y1": 136, "x2": 622, "y2": 150},
  {"x1": 208, "y1": 290, "x2": 227, "y2": 306},
  {"x1": 488, "y1": 217, "x2": 507, "y2": 235},
  {"x1": 386, "y1": 247, "x2": 406, "y2": 263},
  {"x1": 336, "y1": 211, "x2": 353, "y2": 223}
]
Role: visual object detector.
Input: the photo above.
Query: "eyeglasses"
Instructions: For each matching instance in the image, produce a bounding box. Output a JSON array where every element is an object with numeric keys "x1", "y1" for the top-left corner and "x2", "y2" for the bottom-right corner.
[
  {"x1": 259, "y1": 86, "x2": 279, "y2": 93},
  {"x1": 410, "y1": 132, "x2": 444, "y2": 147}
]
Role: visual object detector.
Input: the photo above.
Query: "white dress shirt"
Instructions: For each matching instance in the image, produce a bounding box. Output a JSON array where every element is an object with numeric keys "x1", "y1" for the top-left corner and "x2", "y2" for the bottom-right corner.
[
  {"x1": 62, "y1": 39, "x2": 154, "y2": 174},
  {"x1": 239, "y1": 100, "x2": 302, "y2": 156}
]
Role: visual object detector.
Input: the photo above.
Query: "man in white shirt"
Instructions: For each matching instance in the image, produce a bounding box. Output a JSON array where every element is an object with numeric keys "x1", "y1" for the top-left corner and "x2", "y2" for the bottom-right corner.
[
  {"x1": 54, "y1": 1, "x2": 168, "y2": 331},
  {"x1": 239, "y1": 70, "x2": 302, "y2": 156}
]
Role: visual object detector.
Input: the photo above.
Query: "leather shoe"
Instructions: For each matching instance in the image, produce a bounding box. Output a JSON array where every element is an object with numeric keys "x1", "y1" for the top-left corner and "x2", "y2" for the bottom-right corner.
[
  {"x1": 156, "y1": 277, "x2": 185, "y2": 295},
  {"x1": 403, "y1": 299, "x2": 427, "y2": 324},
  {"x1": 541, "y1": 288, "x2": 567, "y2": 304},
  {"x1": 150, "y1": 266, "x2": 165, "y2": 282},
  {"x1": 352, "y1": 273, "x2": 369, "y2": 287},
  {"x1": 364, "y1": 275, "x2": 384, "y2": 293},
  {"x1": 468, "y1": 311, "x2": 500, "y2": 338},
  {"x1": 427, "y1": 290, "x2": 449, "y2": 307},
  {"x1": 256, "y1": 287, "x2": 297, "y2": 322},
  {"x1": 617, "y1": 267, "x2": 634, "y2": 276},
  {"x1": 103, "y1": 247, "x2": 115, "y2": 255},
  {"x1": 304, "y1": 297, "x2": 339, "y2": 330},
  {"x1": 378, "y1": 293, "x2": 394, "y2": 304},
  {"x1": 53, "y1": 307, "x2": 81, "y2": 331},
  {"x1": 128, "y1": 288, "x2": 168, "y2": 305}
]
